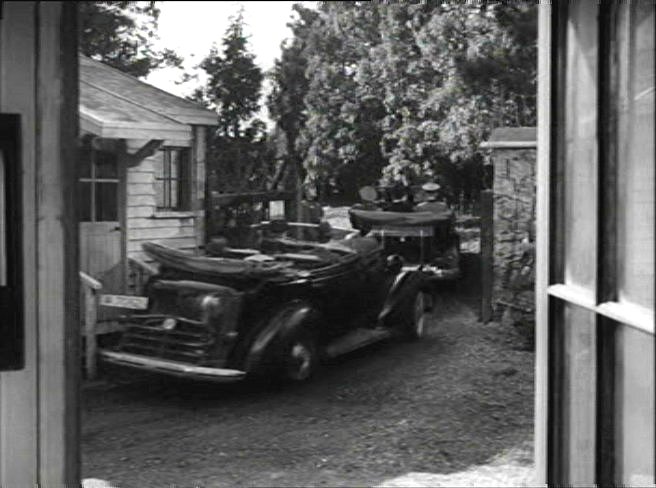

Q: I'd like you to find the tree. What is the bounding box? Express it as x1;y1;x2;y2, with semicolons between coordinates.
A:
196;10;264;139
268;2;538;207
267;4;319;190
295;2;386;199
79;1;183;78
195;10;269;193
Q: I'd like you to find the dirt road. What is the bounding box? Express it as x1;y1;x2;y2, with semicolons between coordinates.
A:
82;291;533;487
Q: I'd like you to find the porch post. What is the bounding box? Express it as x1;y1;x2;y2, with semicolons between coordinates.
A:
535;2;552;485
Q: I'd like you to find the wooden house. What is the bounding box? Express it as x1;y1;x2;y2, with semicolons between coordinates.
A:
78;54;218;295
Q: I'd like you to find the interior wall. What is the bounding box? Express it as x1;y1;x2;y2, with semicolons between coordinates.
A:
0;2;79;485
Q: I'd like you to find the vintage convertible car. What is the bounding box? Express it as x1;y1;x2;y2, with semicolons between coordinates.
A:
100;221;431;383
348;186;461;281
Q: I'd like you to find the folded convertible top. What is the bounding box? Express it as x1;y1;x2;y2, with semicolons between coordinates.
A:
349;208;453;227
142;242;294;280
142;237;381;281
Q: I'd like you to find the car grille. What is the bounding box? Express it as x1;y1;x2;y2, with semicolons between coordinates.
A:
118;315;215;364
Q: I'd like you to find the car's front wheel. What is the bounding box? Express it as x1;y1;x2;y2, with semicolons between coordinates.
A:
405;291;431;340
281;332;318;382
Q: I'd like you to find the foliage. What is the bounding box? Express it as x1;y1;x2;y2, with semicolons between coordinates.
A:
206;126;277;194
79;1;183;78
194;10;272;193
296;2;387;199
267;4;320;191
269;2;537;205
194;10;264;139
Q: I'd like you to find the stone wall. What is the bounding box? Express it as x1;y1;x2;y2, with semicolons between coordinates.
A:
490;148;536;344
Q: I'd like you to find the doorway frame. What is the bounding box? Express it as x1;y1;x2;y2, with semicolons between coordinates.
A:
78;137;128;294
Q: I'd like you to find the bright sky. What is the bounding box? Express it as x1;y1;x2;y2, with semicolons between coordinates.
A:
145;1;307;124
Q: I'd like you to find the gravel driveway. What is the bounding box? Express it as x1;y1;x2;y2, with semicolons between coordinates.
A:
82;289;534;487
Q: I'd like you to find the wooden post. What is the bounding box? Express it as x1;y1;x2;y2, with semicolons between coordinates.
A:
0;3;79;484
83;286;97;380
535;4;553;483
79;271;102;380
480;189;494;322
36;2;80;483
193;126;206;253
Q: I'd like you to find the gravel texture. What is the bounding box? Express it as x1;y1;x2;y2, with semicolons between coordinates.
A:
82;288;534;487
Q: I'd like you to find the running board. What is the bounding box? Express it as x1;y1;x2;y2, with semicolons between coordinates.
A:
324;328;393;358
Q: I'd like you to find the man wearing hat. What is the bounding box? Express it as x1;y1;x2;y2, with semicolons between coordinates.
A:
417;181;450;214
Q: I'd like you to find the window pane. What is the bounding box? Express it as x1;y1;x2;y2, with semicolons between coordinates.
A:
156;148;189;210
617;2;655;310
614;324;654;485
170;149;180;178
95;182;118;221
0;151;5;286
170;180;179;209
563;0;599;297
78;144;91;179
155;151;166;178
155;180;166;209
559;302;597;485
78;181;92;222
269;201;285;219
95;150;118;179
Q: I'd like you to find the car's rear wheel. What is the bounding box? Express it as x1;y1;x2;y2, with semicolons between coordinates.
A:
281;332;318;382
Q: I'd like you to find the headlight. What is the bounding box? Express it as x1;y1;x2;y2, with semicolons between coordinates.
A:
200;295;223;323
176;292;221;321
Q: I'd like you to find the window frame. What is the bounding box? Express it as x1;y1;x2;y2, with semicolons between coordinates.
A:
538;2;655;486
155;147;191;212
78;147;120;223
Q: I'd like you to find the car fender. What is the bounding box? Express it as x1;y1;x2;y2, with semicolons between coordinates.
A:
378;270;426;325
244;301;320;375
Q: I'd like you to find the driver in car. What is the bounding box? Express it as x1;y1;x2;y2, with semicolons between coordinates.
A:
388;181;414;212
416;182;449;214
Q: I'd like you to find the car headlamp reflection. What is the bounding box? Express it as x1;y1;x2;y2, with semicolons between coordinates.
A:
200;295;223;324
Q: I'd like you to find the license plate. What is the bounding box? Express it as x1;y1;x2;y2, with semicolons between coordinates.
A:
99;294;149;310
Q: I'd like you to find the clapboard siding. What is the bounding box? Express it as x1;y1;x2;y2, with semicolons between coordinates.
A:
127;195;157;207
126;156;157;173
123;134;204;258
128;217;195;229
127;183;156;196
126;171;155;184
127;206;156;218
128;226;196;240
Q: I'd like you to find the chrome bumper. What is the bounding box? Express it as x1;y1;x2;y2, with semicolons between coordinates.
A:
100;350;246;383
402;265;460;280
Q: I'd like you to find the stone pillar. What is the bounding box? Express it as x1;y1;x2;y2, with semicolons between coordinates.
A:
479;128;536;343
